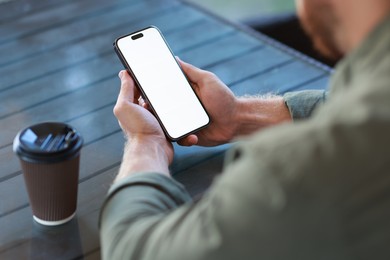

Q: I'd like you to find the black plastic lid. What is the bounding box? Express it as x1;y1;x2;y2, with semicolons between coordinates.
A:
13;122;83;163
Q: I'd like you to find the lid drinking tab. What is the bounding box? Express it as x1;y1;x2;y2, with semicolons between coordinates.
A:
13;122;83;163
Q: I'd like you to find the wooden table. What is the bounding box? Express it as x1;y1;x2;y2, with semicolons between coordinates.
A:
0;0;330;259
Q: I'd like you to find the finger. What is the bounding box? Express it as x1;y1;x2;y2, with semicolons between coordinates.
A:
142;101;152;111
176;57;205;83
138;96;145;106
177;134;198;147
118;70;136;103
134;86;141;104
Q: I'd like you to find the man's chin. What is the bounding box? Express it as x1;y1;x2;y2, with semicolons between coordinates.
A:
313;37;343;62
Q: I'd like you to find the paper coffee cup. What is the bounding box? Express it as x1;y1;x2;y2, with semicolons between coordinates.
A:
13;122;83;226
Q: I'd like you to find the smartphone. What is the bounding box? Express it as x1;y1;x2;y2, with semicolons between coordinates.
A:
113;26;210;141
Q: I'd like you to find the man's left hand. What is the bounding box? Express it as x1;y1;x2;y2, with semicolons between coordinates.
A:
113;70;174;180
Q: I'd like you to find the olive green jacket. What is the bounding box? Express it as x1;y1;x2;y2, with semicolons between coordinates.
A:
100;16;390;260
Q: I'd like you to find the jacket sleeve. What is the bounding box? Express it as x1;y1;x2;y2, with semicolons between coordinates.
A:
284;90;328;120
99;173;192;259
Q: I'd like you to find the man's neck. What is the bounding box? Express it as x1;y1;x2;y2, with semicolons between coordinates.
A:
338;1;390;53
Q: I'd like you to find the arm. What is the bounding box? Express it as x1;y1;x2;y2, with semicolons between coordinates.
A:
233;95;291;137
177;59;327;147
112;71;173;181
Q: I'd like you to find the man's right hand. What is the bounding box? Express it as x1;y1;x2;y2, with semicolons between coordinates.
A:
177;58;292;147
177;58;239;147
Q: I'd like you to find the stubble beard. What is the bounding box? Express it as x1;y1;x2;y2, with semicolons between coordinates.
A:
298;3;344;61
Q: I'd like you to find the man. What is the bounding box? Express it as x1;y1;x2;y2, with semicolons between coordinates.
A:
100;0;390;259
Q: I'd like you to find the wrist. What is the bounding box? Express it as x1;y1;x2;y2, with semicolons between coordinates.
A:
232;96;291;138
115;136;172;183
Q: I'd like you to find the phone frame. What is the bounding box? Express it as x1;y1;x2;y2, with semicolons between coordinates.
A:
113;26;210;141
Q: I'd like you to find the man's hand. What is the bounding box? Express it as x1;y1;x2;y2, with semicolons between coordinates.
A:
177;58;240;147
113;71;173;181
177;58;292;147
114;70;165;140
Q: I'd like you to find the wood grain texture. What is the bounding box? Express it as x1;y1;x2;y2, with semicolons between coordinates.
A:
0;0;70;25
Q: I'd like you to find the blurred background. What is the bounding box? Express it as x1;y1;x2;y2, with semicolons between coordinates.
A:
186;0;295;22
186;0;335;66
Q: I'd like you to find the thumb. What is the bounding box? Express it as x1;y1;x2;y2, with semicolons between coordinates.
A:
177;134;198;147
118;70;135;103
177;57;204;83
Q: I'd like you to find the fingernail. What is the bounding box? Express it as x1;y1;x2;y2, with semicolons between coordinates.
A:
118;71;123;79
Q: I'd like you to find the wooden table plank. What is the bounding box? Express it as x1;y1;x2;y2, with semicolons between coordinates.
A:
0;3;185;72
0;6;206;118
209;46;293;86
180;32;263;68
0;78;119;147
0;1;178;84
0;0;70;25
294;75;330;91
166;18;235;53
231;60;328;96
0;4;207;106
0;0;141;45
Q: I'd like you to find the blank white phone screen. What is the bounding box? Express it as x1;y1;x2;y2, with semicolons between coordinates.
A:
117;27;209;139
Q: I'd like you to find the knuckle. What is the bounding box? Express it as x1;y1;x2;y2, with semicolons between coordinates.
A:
205;71;217;80
200;71;216;85
120;77;129;86
205;70;213;76
113;104;122;117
